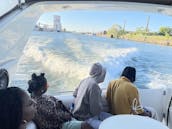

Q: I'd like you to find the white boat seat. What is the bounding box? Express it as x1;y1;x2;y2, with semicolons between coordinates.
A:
99;115;169;129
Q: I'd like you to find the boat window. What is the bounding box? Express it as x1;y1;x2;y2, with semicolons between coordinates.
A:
1;2;172;95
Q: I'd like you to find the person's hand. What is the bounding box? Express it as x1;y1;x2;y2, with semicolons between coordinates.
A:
138;107;152;117
144;108;152;117
144;110;152;117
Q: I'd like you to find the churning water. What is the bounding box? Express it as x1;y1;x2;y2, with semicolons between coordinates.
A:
11;31;172;95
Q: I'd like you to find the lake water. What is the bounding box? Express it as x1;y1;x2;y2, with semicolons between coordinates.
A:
10;31;172;95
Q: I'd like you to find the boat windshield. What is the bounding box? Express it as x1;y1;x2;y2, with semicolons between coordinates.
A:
0;2;172;95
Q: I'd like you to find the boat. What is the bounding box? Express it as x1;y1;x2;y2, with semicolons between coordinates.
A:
0;0;172;129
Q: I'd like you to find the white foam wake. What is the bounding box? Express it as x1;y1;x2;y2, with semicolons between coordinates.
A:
12;32;139;92
147;70;172;89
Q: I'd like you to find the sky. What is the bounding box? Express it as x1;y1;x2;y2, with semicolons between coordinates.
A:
1;1;172;33
37;10;172;33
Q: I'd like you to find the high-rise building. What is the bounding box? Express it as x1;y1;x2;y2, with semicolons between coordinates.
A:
54;15;62;32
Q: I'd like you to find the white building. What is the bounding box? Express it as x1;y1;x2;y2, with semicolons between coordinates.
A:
53;15;62;32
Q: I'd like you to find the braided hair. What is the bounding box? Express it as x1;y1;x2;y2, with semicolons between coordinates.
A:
27;73;47;94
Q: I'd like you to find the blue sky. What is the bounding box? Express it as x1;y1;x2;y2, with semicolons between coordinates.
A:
37;10;172;32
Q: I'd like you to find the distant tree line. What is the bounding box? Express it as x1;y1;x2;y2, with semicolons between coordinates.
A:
106;24;123;38
159;27;172;36
106;24;172;38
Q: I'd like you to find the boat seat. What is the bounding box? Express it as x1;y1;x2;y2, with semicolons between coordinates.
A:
56;92;110;113
138;89;164;121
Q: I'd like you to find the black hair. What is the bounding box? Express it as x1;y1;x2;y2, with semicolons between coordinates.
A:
121;66;136;83
0;87;25;129
0;68;9;89
27;73;47;93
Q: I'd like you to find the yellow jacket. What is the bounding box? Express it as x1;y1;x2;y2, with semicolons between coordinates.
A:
106;76;144;115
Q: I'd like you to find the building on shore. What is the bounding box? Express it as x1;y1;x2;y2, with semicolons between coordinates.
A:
53;15;62;32
35;15;62;32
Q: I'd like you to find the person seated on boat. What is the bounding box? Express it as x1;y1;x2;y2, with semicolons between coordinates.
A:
0;87;36;129
73;63;112;129
106;66;158;119
0;68;9;89
27;73;93;129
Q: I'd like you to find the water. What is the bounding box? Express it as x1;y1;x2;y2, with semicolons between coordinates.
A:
11;31;172;95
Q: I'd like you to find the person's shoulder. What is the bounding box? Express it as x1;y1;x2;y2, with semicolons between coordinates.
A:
42;94;50;99
108;79;119;86
127;83;138;92
110;79;119;84
89;79;99;88
87;80;100;93
36;97;57;112
48;95;58;100
39;95;57;104
121;77;133;86
79;77;92;86
35;95;47;102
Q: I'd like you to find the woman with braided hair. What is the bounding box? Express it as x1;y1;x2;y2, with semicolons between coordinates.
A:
27;73;93;129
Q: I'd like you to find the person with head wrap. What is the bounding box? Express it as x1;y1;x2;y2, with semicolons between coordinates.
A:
73;63;111;129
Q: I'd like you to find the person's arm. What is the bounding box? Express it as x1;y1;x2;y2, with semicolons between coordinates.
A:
129;87;151;117
50;96;72;121
36;97;63;123
106;82;112;107
128;85;144;115
139;107;152;117
73;86;79;97
73;80;83;97
89;84;102;116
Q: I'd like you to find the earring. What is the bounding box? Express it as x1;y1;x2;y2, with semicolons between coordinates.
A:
21;120;27;124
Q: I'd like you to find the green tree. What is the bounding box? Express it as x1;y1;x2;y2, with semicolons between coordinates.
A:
135;27;147;35
159;27;172;36
107;24;122;38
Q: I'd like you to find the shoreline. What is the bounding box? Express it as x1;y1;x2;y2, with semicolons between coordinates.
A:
120;35;172;46
96;33;172;47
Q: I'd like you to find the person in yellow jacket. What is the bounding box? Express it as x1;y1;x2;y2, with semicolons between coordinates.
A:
106;66;154;117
